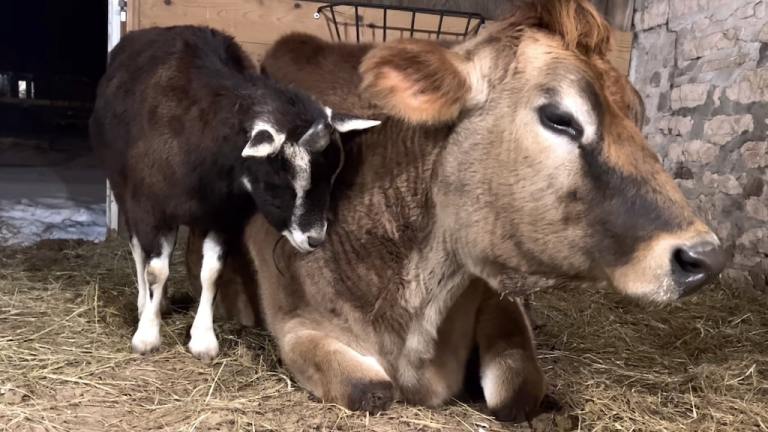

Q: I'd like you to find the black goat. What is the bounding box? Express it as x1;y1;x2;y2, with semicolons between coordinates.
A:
90;25;378;361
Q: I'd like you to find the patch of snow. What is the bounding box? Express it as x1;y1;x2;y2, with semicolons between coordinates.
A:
0;198;106;246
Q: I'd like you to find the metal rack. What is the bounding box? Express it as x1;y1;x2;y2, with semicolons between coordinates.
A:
314;2;486;43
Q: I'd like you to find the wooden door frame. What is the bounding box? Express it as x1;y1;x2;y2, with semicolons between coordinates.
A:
105;0;123;235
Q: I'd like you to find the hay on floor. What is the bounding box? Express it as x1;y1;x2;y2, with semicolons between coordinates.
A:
0;237;765;431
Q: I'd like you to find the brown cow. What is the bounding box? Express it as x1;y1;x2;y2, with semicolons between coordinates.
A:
216;0;727;421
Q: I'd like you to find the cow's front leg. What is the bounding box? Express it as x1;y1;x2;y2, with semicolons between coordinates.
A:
475;289;546;423
281;325;395;413
397;285;483;407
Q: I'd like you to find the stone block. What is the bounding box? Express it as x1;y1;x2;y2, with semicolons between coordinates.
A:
741;141;768;168
667;140;720;164
702;172;743;194
760;22;768;42
746;198;768;221
657;116;694;137
724;69;768;104
737;227;768;250
634;0;669;30
670;83;710;109
703;115;754;145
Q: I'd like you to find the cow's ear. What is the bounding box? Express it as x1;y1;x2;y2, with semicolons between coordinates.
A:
328;109;381;133
359;39;484;125
242;121;286;158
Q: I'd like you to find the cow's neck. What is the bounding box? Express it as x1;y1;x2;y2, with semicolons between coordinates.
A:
338;119;496;384
396;220;470;385
340;121;479;380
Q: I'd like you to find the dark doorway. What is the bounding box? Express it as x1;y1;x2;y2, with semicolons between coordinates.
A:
0;1;108;246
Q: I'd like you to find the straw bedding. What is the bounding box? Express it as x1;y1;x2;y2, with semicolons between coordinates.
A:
0;236;765;431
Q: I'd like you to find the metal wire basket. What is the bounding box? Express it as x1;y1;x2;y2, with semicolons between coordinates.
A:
314;2;486;43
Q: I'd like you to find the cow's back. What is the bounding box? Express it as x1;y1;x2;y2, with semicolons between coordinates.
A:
261;33;381;118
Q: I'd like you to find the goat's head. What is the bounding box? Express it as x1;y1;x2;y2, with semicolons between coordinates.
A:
241;93;378;252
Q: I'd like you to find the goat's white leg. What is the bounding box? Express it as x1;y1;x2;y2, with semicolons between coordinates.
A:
129;236;148;316
188;232;222;362
132;231;176;354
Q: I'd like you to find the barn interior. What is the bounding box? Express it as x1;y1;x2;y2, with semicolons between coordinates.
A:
0;1;108;246
0;1;765;431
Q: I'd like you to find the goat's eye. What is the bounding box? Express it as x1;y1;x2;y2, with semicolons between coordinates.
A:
537;104;584;141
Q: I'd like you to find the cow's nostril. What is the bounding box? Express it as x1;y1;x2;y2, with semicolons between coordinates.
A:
672;241;726;297
307;235;324;249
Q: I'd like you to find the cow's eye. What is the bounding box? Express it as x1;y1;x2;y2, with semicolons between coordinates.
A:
538;103;584;142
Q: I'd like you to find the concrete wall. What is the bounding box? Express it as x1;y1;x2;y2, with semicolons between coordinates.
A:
631;0;768;291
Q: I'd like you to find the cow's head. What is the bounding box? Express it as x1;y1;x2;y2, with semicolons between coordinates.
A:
360;0;726;301
240;89;379;252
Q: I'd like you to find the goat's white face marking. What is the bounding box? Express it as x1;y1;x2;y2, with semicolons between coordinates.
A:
242;120;286;158
188;232;222;361
241;176;253;193
281;143;316;253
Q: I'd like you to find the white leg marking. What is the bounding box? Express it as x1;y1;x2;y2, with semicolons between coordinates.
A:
129;236;148;316
131;232;175;354
188;232;222;361
339;344;390;380
480;360;504;409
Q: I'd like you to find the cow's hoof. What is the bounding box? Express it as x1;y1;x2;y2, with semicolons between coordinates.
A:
347;380;394;414
491;405;529;424
131;327;161;354
188;329;219;362
491;389;554;424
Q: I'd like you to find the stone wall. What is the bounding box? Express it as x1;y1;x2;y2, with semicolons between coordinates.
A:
631;0;767;291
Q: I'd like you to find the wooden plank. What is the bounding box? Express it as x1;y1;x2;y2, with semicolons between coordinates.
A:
602;0;635;32
608;29;633;76
128;0;632;73
130;0;333;42
108;0;127;236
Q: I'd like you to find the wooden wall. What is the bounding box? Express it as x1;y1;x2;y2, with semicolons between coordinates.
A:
126;0;632;73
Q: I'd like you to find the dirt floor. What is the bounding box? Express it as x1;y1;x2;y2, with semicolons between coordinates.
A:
0;237;766;432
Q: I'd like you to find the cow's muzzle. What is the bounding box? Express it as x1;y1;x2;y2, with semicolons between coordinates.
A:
671;239;727;297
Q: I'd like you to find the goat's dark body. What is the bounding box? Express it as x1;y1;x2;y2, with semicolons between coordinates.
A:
90;25;325;254
89;25;359;360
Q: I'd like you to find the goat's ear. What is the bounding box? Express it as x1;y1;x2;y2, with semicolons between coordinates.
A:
360;39;482;125
328;110;381;133
298;120;331;152
242;122;285;158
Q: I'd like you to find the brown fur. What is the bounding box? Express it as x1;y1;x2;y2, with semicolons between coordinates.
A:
261;34;382;119
536;0;612;57
236;0;721;420
360;39;471;125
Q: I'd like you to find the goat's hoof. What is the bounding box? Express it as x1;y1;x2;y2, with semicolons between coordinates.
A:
131;328;161;354
188;329;219;362
347;380;394;414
